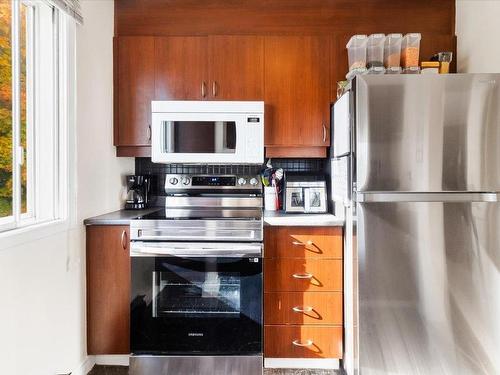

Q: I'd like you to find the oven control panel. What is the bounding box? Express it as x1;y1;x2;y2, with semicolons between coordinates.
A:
165;174;262;191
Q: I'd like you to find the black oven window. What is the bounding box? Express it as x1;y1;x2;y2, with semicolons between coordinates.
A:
153;266;241;318
163;121;237;153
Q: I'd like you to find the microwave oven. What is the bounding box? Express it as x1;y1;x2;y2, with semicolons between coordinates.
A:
151;101;264;164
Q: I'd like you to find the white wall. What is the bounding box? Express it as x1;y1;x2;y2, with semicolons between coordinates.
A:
456;0;500;73
0;1;133;374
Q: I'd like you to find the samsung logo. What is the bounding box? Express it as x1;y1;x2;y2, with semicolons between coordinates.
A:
188;332;204;337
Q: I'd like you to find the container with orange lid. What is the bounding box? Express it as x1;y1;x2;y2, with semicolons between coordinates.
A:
401;33;421;68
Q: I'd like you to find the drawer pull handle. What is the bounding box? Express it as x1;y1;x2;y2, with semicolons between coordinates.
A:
292;339;314;347
292;240;313;246
121;230;128;250
292;306;314;313
292;273;313;279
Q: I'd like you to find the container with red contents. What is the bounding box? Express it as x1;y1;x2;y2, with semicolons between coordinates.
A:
401;33;421;68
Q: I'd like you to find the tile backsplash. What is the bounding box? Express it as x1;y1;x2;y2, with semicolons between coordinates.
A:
135;158;327;196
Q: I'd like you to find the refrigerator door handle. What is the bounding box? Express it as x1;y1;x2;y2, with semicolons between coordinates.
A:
356;192;500;203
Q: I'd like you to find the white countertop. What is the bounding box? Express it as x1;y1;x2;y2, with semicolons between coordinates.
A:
264;211;344;226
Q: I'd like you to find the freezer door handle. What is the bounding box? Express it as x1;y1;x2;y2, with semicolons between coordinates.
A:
356;192;500;203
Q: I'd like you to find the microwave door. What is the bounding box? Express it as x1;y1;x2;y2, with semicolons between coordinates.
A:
152;112;258;164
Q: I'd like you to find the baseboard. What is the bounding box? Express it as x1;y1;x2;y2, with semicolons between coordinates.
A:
94;355;130;366
264;358;340;369
69;356;96;375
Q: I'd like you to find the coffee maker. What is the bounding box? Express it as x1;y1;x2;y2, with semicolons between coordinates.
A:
125;175;151;210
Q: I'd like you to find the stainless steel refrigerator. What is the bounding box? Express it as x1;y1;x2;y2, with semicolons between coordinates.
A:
331;74;500;375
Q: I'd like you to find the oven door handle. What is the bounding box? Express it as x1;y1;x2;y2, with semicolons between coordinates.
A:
130;242;262;257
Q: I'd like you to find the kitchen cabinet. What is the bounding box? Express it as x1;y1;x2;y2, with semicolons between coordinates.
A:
114;36;155;157
115;35;264;156
155;36;208;100
86;225;130;354
154;35;263;101
264;36;331;158
208;35;264;100
263;226;343;361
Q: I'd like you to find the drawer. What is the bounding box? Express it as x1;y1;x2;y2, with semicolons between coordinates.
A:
264;259;342;292
264;226;342;259
265;292;342;325
265;325;343;358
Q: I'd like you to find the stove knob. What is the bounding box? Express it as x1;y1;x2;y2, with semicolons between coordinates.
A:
182;177;191;185
169;177;179;185
237;177;247;186
249;178;258;186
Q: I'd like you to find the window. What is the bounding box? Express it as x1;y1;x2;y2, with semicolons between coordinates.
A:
0;0;69;233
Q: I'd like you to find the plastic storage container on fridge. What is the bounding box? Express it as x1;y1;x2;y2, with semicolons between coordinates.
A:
346;35;367;78
367;34;386;71
401;33;421;68
384;33;403;68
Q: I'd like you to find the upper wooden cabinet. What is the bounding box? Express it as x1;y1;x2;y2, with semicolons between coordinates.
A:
208;36;264;100
264;36;331;157
114;35;330;157
114;37;154;156
155;36;208;100
114;35;264;156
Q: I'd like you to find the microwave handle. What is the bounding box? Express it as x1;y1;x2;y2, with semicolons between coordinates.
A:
162;121;175;153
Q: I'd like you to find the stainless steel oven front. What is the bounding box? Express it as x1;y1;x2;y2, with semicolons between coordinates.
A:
129;241;263;374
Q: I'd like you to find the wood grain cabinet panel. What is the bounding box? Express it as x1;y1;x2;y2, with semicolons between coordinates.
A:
264;325;343;359
264;226;342;259
209;36;264;100
264;36;330;153
265;292;342;325
86;225;130;354
115;36;155;149
155;36;208;100
264;258;342;292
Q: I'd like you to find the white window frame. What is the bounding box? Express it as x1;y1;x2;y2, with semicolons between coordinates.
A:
0;0;72;237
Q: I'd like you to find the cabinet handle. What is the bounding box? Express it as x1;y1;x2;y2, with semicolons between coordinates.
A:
201;81;206;98
292;272;313;279
147;125;152;141
121;230;128;250
212;81;217;97
323;124;327;143
292;240;313;246
292;339;314;347
292;306;314;313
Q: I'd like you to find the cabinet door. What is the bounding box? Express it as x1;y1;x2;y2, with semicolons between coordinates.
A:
264;36;330;149
208;36;264;100
87;225;130;354
116;37;154;148
155;36;208;100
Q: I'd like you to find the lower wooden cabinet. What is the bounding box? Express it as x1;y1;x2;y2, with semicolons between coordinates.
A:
86;225;130;354
264;292;342;325
264;258;343;292
264;325;343;358
264;225;343;360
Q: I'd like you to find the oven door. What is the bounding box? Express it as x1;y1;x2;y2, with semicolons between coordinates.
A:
130;244;262;355
151;112;263;164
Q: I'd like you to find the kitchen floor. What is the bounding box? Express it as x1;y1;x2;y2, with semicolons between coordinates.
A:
88;365;341;375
